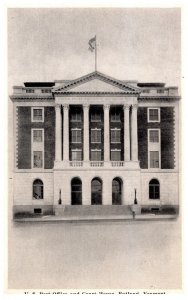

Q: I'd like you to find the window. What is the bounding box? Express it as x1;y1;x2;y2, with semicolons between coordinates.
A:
149;179;160;199
41;89;51;93
71;129;82;143
26;89;34;93
111;150;121;161
33;151;43;168
71;112;81;122
71;150;82;161
149;130;159;143
91;149;101;161
148;108;160;122
112;178;122;205
91;129;101;143
157;89;164;94
111;129;121;143
143;89;150;93
33;130;43;142
150;151;159;168
111;112;120;122
33;179;43;199
32;108;44;122
91;112;101;122
91;178;102;205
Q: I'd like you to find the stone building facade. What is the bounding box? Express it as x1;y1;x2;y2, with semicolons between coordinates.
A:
10;71;180;216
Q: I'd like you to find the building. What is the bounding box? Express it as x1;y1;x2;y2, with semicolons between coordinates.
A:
10;71;180;217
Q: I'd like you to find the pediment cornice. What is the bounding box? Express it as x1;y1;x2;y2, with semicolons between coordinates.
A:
53;71;141;95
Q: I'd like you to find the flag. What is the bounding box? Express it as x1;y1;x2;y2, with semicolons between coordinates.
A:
88;36;96;52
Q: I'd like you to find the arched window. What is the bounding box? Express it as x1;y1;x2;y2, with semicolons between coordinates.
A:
112;178;122;205
33;179;43;199
149;179;160;199
91;178;102;205
71;177;82;205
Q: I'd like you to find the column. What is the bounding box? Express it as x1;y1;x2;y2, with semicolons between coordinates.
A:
55;104;62;161
131;104;138;161
124;104;130;161
83;104;89;162
104;104;110;162
63;104;69;161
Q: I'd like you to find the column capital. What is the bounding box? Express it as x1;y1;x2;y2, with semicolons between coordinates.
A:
63;104;69;111
123;104;130;110
55;104;61;110
104;104;110;110
132;104;138;110
83;104;89;110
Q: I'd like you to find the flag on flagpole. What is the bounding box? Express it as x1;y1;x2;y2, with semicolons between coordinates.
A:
88;36;96;52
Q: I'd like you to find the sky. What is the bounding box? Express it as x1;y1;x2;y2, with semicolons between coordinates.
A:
8;8;181;91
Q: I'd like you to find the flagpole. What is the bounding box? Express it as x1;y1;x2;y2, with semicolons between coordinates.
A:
95;35;97;71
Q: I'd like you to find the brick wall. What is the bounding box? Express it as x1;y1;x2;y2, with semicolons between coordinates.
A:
17;106;55;169
161;107;175;169
138;107;175;169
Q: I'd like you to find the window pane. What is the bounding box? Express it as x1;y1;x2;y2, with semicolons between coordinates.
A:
33;185;43;199
111;151;121;161
91;112;101;121
33;130;42;142
33;109;42;121
91;130;101;143
111;129;121;143
91;150;101;161
111;112;120;121
33;151;43;168
149;130;159;143
72;151;82;161
71;130;81;143
150;151;159;168
71;112;81;121
149;109;159;121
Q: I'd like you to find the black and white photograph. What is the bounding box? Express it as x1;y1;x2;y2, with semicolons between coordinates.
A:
7;6;181;291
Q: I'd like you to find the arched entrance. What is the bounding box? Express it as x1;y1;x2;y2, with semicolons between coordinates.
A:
112;177;122;205
71;177;82;205
91;177;102;205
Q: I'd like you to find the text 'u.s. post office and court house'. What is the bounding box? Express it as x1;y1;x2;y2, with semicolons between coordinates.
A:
10;71;180;216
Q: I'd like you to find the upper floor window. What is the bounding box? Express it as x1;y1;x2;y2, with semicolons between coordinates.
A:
41;89;51;93
26;89;34;93
91;149;101;161
157;89;164;94
91;112;101;122
111;112;120;122
142;89;150;93
148;108;160;122
32;108;44;122
111;149;121;161
149;151;159;168
71;129;82;143
33;129;43;142
149;130;159;143
33;151;43;168
111;128;121;143
71;112;81;122
91;129;101;143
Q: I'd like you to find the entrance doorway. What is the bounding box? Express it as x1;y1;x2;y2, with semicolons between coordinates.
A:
71;177;82;205
91;177;102;205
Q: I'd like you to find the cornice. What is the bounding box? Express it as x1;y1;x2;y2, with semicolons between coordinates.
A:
10;95;54;101
54;91;140;96
138;96;181;101
53;71;141;94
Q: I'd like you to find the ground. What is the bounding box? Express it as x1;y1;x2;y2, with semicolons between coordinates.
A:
8;218;181;290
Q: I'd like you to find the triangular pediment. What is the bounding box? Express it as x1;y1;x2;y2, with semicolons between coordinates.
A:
53;71;140;95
